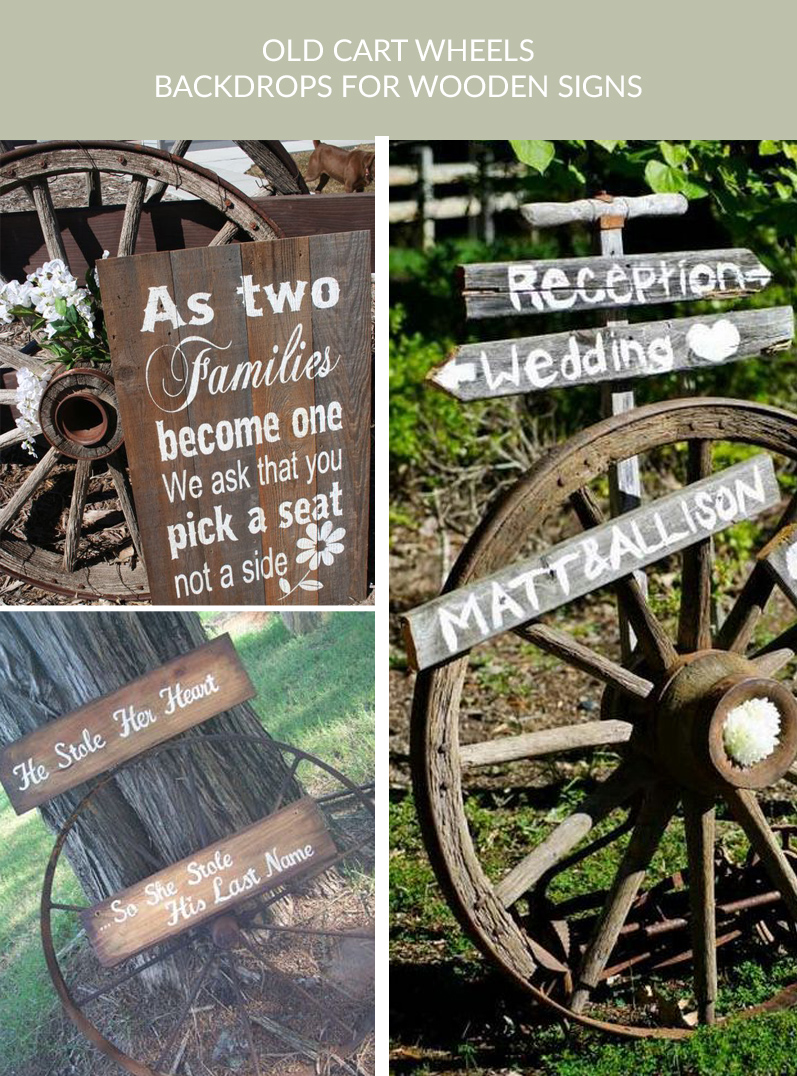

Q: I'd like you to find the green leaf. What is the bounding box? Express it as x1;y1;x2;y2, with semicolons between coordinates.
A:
659;141;689;167
509;139;555;174
644;159;708;199
594;140;621;154
759;140;780;156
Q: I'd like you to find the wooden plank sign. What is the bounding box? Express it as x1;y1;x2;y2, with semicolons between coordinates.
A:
98;232;372;605
81;797;336;966
759;523;797;607
403;455;780;670
462;249;772;320
431;307;794;400
0;635;254;814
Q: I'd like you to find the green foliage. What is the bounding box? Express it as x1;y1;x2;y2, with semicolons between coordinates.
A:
391;141;797;499
546;1011;797;1076
0;614;374;1074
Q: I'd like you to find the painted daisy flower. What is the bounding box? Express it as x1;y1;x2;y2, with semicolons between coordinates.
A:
295;521;346;570
722;697;781;767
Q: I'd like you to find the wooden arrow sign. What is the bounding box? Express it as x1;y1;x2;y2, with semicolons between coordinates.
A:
759;523;797;608
403;455;780;670
81;797;337;966
462;249;772;320
0;635;255;814
431;307;794;400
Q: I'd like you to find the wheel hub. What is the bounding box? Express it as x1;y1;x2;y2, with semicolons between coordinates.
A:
655;650;797;792
38;367;124;459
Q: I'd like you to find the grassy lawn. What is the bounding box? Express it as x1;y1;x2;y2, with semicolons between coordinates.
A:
0;611;374;1076
391;791;797;1076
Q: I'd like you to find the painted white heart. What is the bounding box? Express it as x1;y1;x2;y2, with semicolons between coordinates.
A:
686;320;741;363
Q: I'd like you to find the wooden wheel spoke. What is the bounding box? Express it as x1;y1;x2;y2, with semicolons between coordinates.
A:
723;788;797;920
74;938;192;1006
753;626;797;662
210;220;241;246
684;794;717;1025
154;951;216;1071
105;452;144;561
84;169;102;207
225;955;263;1076
0;446;59;533
238;936;351;1036
117;176;148;258
750;647;795;677
570;783;678;1014
570;487;678;674
678;441;713;652
63;458;92;573
716;490;797;653
515;622;654;698
0;428;26;451
29;177;69;263
0;343;49;377
147;139;192;203
495;763;645;908
460;719;632;769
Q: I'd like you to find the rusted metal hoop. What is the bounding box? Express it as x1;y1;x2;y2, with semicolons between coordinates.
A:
41;733;374;1075
411;396;797;1039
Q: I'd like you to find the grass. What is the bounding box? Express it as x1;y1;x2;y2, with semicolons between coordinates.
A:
0;611;373;1076
391;788;797;1076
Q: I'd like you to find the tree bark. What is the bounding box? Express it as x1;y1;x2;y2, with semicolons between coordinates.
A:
281;611;327;635
0;611;300;904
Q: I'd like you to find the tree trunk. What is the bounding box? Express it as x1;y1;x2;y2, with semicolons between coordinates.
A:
281;611;326;635
0;611;300;904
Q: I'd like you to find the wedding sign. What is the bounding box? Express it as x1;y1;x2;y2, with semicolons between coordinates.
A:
0;635;254;813
403;455;780;670
81;797;336;966
431;307;794;400
98;232;372;605
461;248;772;319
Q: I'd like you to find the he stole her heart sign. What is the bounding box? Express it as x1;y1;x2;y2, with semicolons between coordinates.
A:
98;232;371;605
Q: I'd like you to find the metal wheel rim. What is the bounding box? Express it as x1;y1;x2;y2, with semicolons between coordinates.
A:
41;733;374;1075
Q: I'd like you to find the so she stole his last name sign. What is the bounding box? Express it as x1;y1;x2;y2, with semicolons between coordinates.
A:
98;232;372;605
82;797;336;967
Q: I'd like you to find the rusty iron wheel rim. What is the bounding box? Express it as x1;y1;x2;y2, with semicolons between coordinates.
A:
411;397;797;1039
41;733;374;1075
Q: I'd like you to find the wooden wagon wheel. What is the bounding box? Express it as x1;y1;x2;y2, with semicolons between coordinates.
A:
410;396;797;1039
144;141;310;197
0;140;282;600
41;734;374;1075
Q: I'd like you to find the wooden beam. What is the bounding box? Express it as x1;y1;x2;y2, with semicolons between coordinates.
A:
403;455;780;671
462;249;772;320
430;308;794;400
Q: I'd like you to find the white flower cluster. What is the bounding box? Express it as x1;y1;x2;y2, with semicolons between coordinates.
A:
722;696;781;767
13;366;53;456
0;259;95;338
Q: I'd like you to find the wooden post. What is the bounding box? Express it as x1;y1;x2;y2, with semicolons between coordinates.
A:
479;145;495;244
595;193;647;659
416;144;435;251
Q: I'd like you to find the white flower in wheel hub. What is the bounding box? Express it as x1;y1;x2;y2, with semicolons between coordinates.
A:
722;697;781;767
